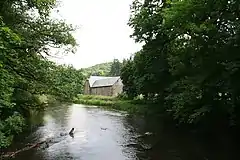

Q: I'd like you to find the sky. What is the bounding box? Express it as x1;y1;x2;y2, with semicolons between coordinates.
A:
50;0;142;69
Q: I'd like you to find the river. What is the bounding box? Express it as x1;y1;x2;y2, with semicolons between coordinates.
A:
6;104;239;160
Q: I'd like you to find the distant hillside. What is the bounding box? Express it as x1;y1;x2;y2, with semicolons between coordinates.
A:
82;62;113;77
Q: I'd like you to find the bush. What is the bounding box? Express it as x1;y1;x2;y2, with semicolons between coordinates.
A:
0;115;25;148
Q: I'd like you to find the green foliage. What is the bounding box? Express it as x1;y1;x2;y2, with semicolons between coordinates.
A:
0;115;25;148
108;59;122;76
122;0;240;127
75;99;115;107
48;64;85;100
81;59;123;77
76;94;116;101
82;62;113;76
0;132;13;148
73;95;116;106
74;95;148;115
120;57;138;98
0;0;84;148
3;115;25;135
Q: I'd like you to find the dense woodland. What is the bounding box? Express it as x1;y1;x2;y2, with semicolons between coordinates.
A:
121;0;240;129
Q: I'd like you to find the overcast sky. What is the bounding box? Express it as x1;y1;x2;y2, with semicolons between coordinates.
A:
50;0;142;69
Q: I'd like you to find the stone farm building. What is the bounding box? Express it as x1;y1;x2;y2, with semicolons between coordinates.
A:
84;76;123;97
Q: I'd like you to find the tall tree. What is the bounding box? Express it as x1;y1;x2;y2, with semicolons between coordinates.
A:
120;57;137;98
123;0;240;127
0;0;79;148
108;59;122;76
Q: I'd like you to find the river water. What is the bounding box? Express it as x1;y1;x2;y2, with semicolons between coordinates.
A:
7;104;238;160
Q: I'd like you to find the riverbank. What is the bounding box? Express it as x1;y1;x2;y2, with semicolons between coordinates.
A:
73;95;161;115
72;95;239;134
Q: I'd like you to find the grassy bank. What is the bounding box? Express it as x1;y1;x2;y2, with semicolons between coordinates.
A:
73;95;157;115
73;95;164;116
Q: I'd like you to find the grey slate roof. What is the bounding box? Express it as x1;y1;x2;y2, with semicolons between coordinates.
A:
88;76;109;87
88;76;121;88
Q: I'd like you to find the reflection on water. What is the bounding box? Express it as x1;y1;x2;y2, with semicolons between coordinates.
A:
10;104;238;160
12;104;139;160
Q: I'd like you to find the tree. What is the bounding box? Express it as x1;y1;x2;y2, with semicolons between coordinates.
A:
0;0;79;148
120;57;137;98
124;0;240;127
82;62;113;77
108;59;122;76
48;64;85;100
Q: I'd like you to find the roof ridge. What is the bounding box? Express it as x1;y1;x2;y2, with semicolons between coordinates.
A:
91;77;121;88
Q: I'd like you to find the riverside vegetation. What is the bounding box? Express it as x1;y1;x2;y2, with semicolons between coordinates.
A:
73;94;154;115
0;0;126;149
78;0;240;133
119;0;240;131
1;0;240;150
0;0;85;149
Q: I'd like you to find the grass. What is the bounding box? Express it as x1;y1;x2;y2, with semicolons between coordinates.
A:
76;94;116;101
73;94;152;115
74;98;115;106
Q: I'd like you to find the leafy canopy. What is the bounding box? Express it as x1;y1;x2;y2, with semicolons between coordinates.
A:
0;0;84;148
121;0;240;127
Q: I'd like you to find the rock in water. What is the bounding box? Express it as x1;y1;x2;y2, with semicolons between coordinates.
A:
101;127;107;130
144;132;153;136
60;133;67;136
